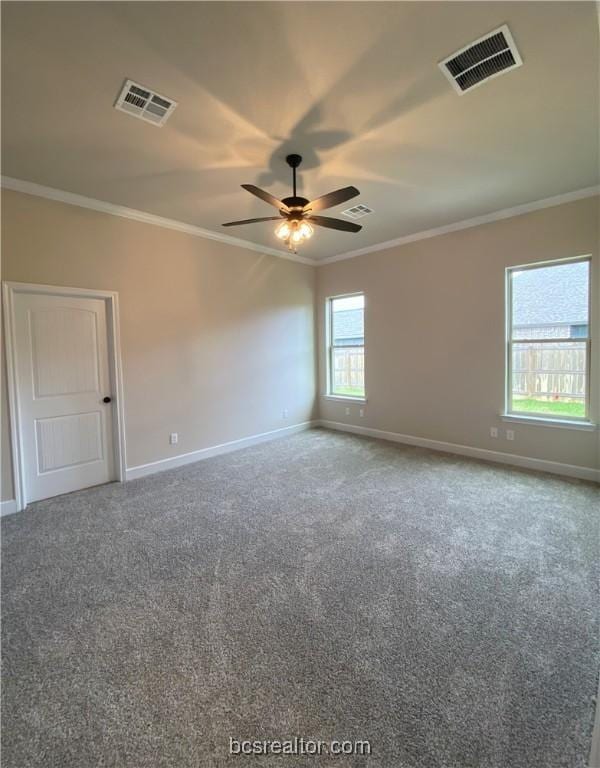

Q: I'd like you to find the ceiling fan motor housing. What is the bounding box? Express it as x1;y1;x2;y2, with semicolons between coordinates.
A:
286;154;303;169
281;196;310;212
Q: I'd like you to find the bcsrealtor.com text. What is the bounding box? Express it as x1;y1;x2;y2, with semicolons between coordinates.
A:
229;736;372;757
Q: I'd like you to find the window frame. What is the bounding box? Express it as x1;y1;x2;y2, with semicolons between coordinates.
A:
325;291;366;402
505;255;592;425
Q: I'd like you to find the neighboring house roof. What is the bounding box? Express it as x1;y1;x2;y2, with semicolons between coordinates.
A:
512;261;588;327
334;308;364;344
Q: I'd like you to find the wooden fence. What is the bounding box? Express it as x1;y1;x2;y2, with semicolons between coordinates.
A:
332;343;585;402
512;342;586;401
333;347;364;389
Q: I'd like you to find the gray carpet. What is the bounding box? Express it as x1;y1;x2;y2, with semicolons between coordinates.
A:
2;428;599;768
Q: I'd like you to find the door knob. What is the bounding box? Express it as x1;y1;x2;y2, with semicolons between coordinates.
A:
102;396;112;404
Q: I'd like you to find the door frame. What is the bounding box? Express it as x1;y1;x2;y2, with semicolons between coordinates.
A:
3;282;127;511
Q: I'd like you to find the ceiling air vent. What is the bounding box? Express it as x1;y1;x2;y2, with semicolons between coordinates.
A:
114;79;177;126
342;204;373;219
439;25;522;94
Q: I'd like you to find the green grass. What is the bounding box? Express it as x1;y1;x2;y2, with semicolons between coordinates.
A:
512;397;585;418
333;385;365;397
332;391;582;416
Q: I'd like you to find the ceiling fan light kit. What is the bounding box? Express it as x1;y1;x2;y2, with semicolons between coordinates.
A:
222;154;363;252
275;219;314;245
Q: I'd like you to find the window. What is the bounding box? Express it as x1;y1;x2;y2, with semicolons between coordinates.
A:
506;258;591;421
327;293;365;399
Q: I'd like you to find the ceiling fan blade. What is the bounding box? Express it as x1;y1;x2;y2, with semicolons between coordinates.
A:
241;184;290;212
222;217;281;227
309;215;362;233
304;186;360;213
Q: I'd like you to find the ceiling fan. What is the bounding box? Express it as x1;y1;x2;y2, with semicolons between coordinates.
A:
222;154;362;251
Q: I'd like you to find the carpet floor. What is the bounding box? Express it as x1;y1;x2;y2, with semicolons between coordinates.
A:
2;428;599;768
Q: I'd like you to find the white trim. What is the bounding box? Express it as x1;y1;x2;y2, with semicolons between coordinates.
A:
0;500;18;518
126;420;317;481
325;291;367;401
2;281;127;512
505;255;593;425
318;420;600;483
501;414;596;431
0;176;315;267
107;293;128;483
318;186;600;265
322;395;367;404
2;284;25;512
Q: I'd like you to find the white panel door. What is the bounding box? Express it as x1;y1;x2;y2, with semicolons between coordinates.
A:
13;292;116;502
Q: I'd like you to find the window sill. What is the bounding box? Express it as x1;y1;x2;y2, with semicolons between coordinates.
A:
322;394;367;404
502;413;597;431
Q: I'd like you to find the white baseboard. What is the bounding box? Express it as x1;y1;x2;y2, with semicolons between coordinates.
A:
4;419;596;515
318;420;600;483
126;420;317;481
0;499;18;517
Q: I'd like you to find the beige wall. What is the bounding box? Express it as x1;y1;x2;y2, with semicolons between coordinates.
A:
1;190;317;500
318;196;600;471
2;192;598;503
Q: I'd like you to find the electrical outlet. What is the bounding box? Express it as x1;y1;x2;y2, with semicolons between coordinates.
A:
345;407;350;416
170;432;178;445
490;427;498;438
506;429;515;441
282;408;288;419
359;408;364;418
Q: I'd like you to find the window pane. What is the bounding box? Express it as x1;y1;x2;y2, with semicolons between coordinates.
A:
511;341;586;418
331;295;364;347
511;261;589;340
329;294;365;397
332;346;365;398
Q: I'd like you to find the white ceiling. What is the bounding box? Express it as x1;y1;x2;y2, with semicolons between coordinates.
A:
2;2;598;262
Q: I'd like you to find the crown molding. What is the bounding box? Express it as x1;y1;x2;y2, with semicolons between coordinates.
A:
317;185;600;266
3;176;597;269
0;176;317;267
